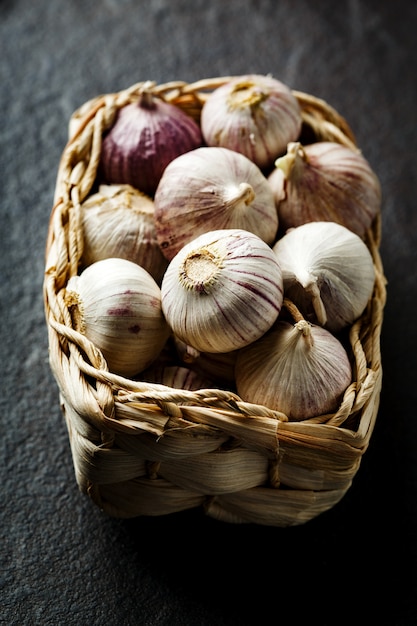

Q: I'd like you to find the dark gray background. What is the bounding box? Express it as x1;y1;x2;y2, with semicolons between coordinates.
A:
1;1;416;624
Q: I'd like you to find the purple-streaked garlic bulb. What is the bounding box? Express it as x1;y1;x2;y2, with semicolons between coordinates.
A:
268;141;381;237
65;258;171;377
200;74;302;170
99;87;203;196
235;315;352;420
154;146;278;261
161;229;284;353
80;184;168;284
273;221;375;333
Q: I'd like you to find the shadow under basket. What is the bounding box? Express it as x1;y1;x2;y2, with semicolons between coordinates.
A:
43;77;387;527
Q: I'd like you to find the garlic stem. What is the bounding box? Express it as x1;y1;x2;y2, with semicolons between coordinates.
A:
306;281;327;326
228;80;267;109
225;182;256;208
282;298;304;323
283;298;316;347
138;89;156;110
295;319;314;348
274;142;300;177
138;81;157;109
66;291;85;333
291;268;328;325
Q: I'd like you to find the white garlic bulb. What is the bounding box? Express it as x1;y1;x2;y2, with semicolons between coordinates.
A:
272;221;375;333
154;146;278;261
161;229;284;353
65;258;171;377
268;141;381;237
201;74;302;170
235;316;352;420
80;184;168;284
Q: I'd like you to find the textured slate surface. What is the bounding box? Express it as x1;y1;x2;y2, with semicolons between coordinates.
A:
1;1;416;624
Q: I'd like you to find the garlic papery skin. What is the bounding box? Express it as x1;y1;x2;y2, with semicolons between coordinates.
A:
235;319;352;420
142;365;215;391
272;221;375;333
268;141;381;237
65;258;171;377
154;146;278;261
161;229;284;354
99;87;203;196
174;335;237;386
200;74;302;170
80;184;168;284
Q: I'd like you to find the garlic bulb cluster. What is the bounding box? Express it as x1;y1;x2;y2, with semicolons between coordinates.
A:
65;258;170;377
273;221;375;332
154;146;278;261
80;184;168;284
201;74;302;170
235;314;352;420
61;77;381;423
268;141;381;237
160;229;284;353
100;86;203;196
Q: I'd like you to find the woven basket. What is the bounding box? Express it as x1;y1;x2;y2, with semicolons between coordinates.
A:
43;77;387;526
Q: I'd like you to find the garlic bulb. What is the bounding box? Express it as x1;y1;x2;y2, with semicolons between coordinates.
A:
273;221;375;332
268;141;381;237
100;86;203;196
161;229;284;353
200;74;302;170
235;315;352;420
65;258;171;377
174;336;237;386
80;184;168;284
142;365;215;391
154;146;278;261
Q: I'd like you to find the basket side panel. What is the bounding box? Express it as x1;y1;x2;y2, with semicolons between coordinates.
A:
96;477;206;518
207;486;350;526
